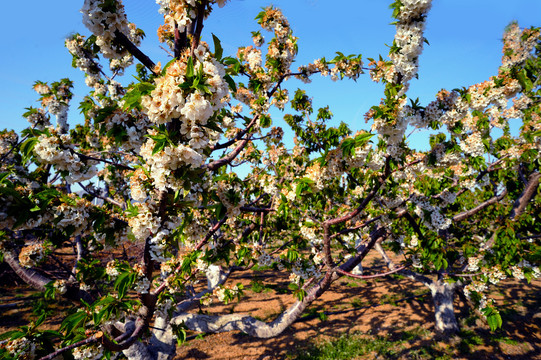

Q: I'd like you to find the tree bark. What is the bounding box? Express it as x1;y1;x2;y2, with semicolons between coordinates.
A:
3;250;49;291
509;171;540;220
375;243;460;336
428;280;459;335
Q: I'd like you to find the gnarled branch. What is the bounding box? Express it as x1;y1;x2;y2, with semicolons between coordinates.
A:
509;171;540;220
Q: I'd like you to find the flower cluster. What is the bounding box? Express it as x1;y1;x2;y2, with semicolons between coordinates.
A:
54;195;93;236
106;260;119;278
139;138;202;191
81;0;143;61
99;109;149;152
33;79;73;134
156;0;229;47
0;130;19;168
258;7;298;73
300;223;321;245
148;230;170;262
371;97;410;146
33;131;98;184
459;131;485;157
128;203;161;241
73;344;104;360
5;337;36;360
290;259;321;284
23;107;50;131
368;59;395;83
389;0;432;91
412;195;452;231
140;46;229;190
215;181;246;217
213;283;240;303
65;34;102;81
142;48;229;125
133;263;151;294
19;242;48;268
54;279;68;295
129;168;149;202
501;23;540;69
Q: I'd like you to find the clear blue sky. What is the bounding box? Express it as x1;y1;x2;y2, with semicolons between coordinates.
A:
1;1;540;142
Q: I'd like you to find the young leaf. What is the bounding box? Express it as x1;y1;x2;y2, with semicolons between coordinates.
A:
212;33;223;61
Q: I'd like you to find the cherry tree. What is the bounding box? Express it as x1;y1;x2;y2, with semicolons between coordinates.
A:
1;0;540;359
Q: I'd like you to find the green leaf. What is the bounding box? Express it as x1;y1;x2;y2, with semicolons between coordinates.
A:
295;288;307;301
486;311;503;331
295;178;314;197
123;82;156;110
215;202;227;219
114;272;136;299
0;330;25;341
286;249;299;262
212;33;223;61
60;311;87;337
259;114;271;128
516;69;533;92
186;56;195;79
161;57;177;76
224;74;237;93
20;138;38;163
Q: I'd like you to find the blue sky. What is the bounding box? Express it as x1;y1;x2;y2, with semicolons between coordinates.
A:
1;0;540;145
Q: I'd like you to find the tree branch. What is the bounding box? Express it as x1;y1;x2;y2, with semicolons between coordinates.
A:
73;150;134;171
3;250;50;291
78;182;125;208
509;171;540;220
38;332;103;360
453;189;508;222
190;2;207;55
172;227;386;339
374;243;433;287
205;116;259;171
113;30;158;75
335;265;407;279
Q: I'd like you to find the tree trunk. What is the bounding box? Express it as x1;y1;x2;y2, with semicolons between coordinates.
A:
374;243;460;336
429;280;459;335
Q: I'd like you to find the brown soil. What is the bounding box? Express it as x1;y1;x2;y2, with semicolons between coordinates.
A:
171;268;541;360
1;252;540;360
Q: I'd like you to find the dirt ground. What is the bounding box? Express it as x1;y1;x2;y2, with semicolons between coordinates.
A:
170;269;541;360
1;252;540;360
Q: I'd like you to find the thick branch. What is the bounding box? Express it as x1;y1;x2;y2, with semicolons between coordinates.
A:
3;250;49;291
453;190;507;222
70;236;85;283
172;228;385;339
190;2;207;55
509;171;540;220
172;270;335;338
113;30;158;75
174;24;187;58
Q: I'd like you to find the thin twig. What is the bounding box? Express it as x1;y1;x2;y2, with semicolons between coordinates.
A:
39;332;103;360
335;265;407;279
